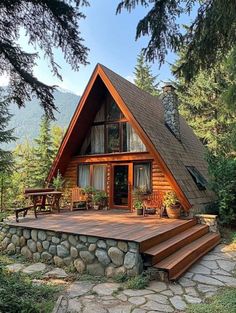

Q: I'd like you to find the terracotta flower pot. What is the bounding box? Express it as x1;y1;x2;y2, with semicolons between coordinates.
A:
166;204;181;219
136;208;143;216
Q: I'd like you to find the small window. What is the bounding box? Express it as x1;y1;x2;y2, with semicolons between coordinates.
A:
186;166;208;190
92;164;106;191
78;164;90;188
107;123;120;153
134;162;151;193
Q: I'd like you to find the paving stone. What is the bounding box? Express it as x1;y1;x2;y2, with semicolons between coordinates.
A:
169;295;187;311
213;269;232;276
169;283;184;295
201;254;221;261
108;304;133;313
141;300;174;312
123;289;154;297
147;281;167;292
116;294;128;302
217;260;236;272
67;298;82;312
161;290;174;296
213;275;236;287
22;262;46;274
196;284;218;293
178;277;196;287
6;263;25;272
184;295;202;304
185;287;199;297
43;268;68;279
193;274;224;286
92;283;120;296
132;309;147;313
183;272;194;279
189;264;211;275
128;296;146;305
67;281;94;298
145;294;168;304
84;302;108;313
199;260;218;270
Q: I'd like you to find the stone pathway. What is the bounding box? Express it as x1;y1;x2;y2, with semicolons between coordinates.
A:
4;243;236;313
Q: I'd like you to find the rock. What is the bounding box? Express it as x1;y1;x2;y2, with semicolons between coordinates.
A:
11;234;20;246
184;295;202;304
128;297;146;305
67;281;94;298
161;290;174;296
44;268;68;279
105;265;116;277
23;262;46;274
92;283;120;296
95;249;111;266
80;250;95;263
87;263;104;276
21;246;32;259
141;300;174;312
217;260;235;272
118;241;128;252
106;239;117;247
42;240;50;250
7;243;15;254
189;264;211;275
185;287;199;297
61;240;70;249
145;294;168;304
170;295;187;311
199;260;218;270
147;281;167;292
193;274;224;286
63;257;72;266
178;277;196;287
84;302;108;313
74;259;85;273
23;229;30;239
123;289;153;297
27;239;37;253
62;233;68;240
97;240;106;249
31;230;38;242
70;246;78;258
68;235;78;246
128;242;138;252
124;252;137;269
33;252;41;262
116;294;128;302
49;245;57;255
76;243;86;250
88;244;97;252
52;236;60;244
68;298;82;313
114;266;126;276
9;227;16;234
169;283;184;295
6;263;25;272
54;256;64;267
108;247;124;266
57;244;69;258
16;228;22;236
1;237;10;249
41;251;52;262
108;304;133;313
38;230;47;241
87;236;97;243
80;235;87;243
36;242;43;253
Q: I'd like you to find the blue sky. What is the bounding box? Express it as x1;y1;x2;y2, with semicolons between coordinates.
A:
1;1;196;96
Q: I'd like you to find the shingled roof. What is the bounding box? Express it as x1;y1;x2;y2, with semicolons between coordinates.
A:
48;64;215;211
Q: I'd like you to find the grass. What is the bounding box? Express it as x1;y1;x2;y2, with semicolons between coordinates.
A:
124;274;149;290
186;288;236;313
0;253;61;313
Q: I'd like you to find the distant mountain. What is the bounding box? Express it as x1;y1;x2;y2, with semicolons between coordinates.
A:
4;89;80;150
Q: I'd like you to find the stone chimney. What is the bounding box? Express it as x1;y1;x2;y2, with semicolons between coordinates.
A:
161;83;181;141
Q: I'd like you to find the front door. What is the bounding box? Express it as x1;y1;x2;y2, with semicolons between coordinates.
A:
111;164;132;209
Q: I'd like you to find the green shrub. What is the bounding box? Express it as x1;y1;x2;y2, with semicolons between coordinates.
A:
207;153;236;224
114;273;128;283
125;274;149;289
186;288;236;313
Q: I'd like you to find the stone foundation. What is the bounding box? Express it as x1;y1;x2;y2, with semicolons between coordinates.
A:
0;223;143;277
195;214;219;233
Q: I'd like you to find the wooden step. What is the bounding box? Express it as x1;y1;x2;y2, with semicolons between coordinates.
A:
153;232;221;280
144;224;209;265
140;218;197;252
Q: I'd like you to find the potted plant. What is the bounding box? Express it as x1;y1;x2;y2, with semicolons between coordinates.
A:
163;191;181;219
92;191;108;210
133;199;144;215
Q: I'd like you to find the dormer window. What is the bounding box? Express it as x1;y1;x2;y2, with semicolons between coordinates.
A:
186;166;208;190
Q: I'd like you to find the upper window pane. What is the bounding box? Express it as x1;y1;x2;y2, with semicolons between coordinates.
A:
107;123;120;153
106;98;121;121
91;125;105;154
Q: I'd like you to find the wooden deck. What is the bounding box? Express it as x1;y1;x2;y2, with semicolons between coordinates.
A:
8;210;192;250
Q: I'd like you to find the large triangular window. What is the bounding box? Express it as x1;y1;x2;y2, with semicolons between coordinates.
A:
79;94;146;155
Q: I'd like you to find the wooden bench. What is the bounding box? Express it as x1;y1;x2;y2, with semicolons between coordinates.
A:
15;206;35;223
143;191;165;218
71;188;89;211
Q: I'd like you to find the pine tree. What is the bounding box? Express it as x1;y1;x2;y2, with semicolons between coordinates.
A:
51;125;65;160
134;53;159;96
34;116;54;187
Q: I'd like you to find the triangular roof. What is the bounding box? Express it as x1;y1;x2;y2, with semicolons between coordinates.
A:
48;64;215;211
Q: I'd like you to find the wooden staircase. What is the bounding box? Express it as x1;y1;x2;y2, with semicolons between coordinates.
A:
142;219;221;280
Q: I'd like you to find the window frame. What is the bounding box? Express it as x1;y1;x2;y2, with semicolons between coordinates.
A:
186;166;208;191
133;161;152;194
77;163;107;191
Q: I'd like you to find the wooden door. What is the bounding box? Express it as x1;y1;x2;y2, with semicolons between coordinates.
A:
110;163;133;209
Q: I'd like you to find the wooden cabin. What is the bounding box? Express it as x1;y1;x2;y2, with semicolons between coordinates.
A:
48;64;215;213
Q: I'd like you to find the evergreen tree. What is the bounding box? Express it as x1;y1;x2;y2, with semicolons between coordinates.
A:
117;0;236;82
134;53;159;96
34;116;54;187
51;125;65;160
